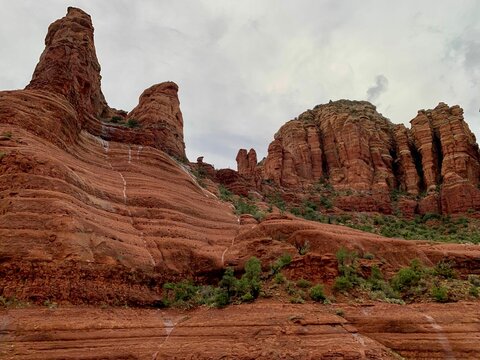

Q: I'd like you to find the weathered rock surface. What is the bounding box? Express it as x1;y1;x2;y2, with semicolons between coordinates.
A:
128;82;186;160
2;301;479;359
237;100;480;214
0;8;236;304
225;215;480;277
26;7;112;122
343;301;480;360
0;124;238;304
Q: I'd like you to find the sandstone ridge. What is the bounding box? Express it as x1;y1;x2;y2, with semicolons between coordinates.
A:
236;100;480;214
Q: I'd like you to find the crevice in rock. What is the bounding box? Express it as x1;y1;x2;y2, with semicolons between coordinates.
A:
318;128;329;180
389;147;401;190
432;128;444;185
409;141;426;193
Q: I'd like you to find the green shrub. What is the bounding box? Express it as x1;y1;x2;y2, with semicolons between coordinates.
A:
333;276;353;292
271;253;292;273
218;185;233;202
320;195;333;209
433;260;456;279
297;241;310;255
431;285;449;302
468;275;480;287
285;281;297;296
296;279;312;288
219;267;237;298
237;257;262;299
267;192;286;212
163;257;263;309
162;280;199;307
0;296;29;308
336;247;360;285
369;265;383;281
126;118;140;128
233;198;262;219
310;284;326;302
469;286;479;298
363;252;375;260
274;272;285;284
391;268;421;291
110;116;123;123
290;297;305;304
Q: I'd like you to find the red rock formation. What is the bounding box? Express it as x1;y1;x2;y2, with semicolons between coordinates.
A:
26;7;111;121
128;82;186;159
24;7;187;160
236;148;257;177
215;168;251;197
393;124;421;194
4;301;479;359
261;101;396;192
237;100;480;215
0;8;228;304
2;7;480;315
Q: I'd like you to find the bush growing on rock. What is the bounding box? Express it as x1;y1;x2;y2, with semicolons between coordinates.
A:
310;284;326;302
296;279;312;288
271;253;292;274
333;276;353;292
218;185;233;202
126;118;140;128
431;285;449;302
162;257;262;308
433;260;456;279
391;267;421;291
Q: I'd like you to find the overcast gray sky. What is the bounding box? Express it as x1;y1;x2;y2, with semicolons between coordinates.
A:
1;1;479;168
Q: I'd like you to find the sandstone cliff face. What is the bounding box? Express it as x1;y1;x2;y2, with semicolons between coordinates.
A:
236;148;258;177
128;82;186;159
25;7;186;160
26;7;111;121
261;101;397;191
238;100;480;214
0;8;227;304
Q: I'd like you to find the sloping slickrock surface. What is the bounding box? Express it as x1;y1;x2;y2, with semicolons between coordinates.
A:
0;121;238;304
0;303;395;360
2;301;479;359
342;301;480;359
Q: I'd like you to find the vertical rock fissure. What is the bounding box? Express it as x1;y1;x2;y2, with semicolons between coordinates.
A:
389;147;401;190
318;127;329;180
432;128;444;185
409;142;427;193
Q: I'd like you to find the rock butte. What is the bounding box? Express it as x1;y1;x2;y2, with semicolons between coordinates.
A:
235;100;480;215
1;7;479;359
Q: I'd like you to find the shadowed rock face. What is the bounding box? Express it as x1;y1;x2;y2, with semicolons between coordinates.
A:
237;100;480;214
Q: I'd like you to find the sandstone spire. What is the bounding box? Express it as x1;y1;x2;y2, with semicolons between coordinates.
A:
26;7;111;120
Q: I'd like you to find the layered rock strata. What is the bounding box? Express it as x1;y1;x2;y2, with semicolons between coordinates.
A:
236;101;480;214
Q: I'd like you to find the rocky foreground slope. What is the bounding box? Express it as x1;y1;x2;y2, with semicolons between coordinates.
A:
2;301;480;359
1;7;480;359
